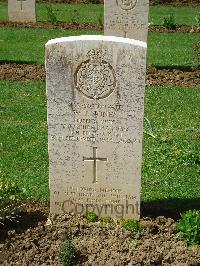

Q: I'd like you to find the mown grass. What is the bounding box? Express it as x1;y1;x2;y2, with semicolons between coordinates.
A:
150;6;200;27
0;1;199;26
143;87;200;211
0;27;199;68
148;32;199;68
37;3;103;24
0;27;99;64
0;81;199;207
0;81;48;200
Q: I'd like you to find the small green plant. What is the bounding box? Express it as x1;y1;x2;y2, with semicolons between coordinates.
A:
177;210;200;246
46;5;58;24
163;14;176;30
121;219;141;233
0;176;22;224
195;12;200;28
194;41;200;68
97;14;103;26
144;117;157;139
178;149;200;166
71;9;80;25
59;240;76;266
101;216;112;224
151;0;162;4
129;239;142;246
85;211;98;222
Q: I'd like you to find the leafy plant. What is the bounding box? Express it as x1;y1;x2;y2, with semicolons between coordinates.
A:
46;5;58;24
0;176;22;224
194;41;200;68
85;211;98;222
195;12;200;28
178;149;200;166
129;239;142;246
83;0;102;3
177;210;200;246
71;9;80;25
59;240;76;266
151;0;161;4
163;14;176;30
101;216;112;224
144;117;157;139
97;14;103;26
121;219;141;233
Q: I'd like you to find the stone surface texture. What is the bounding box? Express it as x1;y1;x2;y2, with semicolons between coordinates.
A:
104;0;149;42
8;0;36;23
46;35;147;219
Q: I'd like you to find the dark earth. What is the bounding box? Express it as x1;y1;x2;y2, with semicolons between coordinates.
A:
0;20;200;33
0;63;199;88
0;203;200;266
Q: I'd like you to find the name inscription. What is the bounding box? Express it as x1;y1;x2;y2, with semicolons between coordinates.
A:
51;97;143;144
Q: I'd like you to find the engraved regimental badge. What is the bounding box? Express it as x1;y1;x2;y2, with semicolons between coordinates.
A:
74;49;116;100
116;0;137;10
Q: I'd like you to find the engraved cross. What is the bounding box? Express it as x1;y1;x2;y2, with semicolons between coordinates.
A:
17;0;26;10
83;147;107;183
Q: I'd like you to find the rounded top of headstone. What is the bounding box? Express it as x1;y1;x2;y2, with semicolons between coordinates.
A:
45;35;147;48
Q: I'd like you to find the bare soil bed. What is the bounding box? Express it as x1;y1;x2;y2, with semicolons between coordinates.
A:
0;203;200;266
1;21;200;34
0;21;103;31
149;26;200;33
0;63;199;88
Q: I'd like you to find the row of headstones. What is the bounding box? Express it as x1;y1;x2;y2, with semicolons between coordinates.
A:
46;1;150;219
8;0;149;42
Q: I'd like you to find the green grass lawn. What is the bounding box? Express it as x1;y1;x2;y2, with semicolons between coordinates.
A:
0;81;48;200
143;87;200;212
150;6;200;26
0;2;199;215
0;2;199;26
37;3;104;24
0;27;99;64
148;32;199;68
0;27;199;68
0;81;199;210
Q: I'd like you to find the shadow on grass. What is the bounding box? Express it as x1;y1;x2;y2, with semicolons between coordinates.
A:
0;60;38;65
142;198;200;220
153;64;199;71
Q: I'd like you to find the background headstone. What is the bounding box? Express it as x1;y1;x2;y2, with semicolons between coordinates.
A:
46;35;147;219
8;0;36;23
104;0;149;42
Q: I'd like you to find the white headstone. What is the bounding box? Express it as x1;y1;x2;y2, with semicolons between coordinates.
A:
46;35;147;220
104;0;149;42
8;0;36;23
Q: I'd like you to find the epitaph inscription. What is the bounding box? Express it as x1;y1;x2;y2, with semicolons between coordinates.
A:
46;36;147;219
